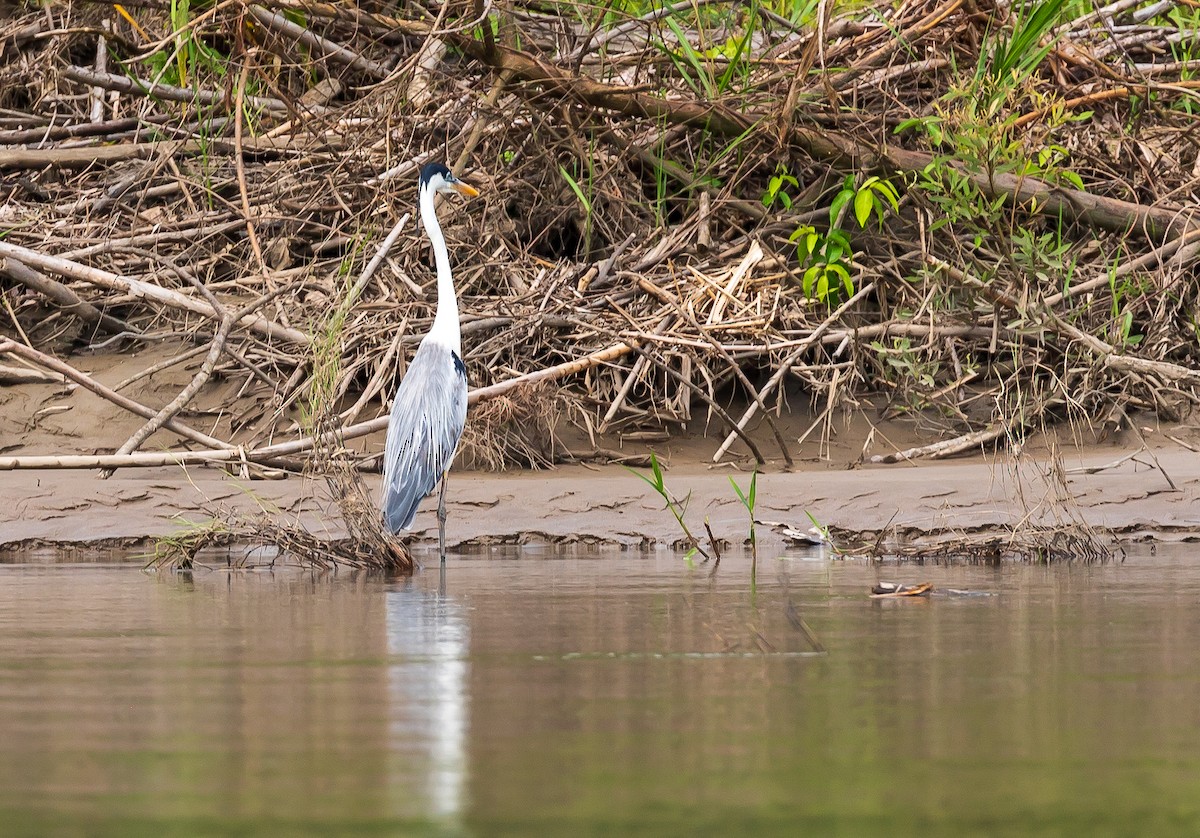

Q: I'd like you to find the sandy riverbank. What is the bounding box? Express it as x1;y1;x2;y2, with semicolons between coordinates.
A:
4;445;1198;553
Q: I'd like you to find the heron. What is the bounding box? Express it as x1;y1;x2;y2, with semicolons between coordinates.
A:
381;161;479;562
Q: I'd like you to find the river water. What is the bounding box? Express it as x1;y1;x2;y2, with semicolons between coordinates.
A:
1;545;1199;836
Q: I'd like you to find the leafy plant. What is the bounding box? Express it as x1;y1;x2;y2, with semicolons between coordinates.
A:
559;163;594;257
657;3;759;99
779;173;899;304
789;224;853;302
849;175;901;228
145;0;230;89
803;511;836;553
729;469;758;579
762;165;799;210
871;337;941;406
1107;267;1146;348
625;452;712;562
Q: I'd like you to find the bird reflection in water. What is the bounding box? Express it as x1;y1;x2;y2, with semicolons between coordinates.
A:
385;572;469;824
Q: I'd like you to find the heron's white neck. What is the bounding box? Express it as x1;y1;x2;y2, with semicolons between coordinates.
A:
420;184;461;355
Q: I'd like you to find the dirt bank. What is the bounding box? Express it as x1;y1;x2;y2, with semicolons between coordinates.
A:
4;353;1198;553
4;442;1198;553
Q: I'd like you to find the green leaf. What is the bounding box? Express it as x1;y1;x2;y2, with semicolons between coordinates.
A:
829;188;852;225
826;229;851;249
829;262;853;295
803;265;819;297
623;464;661;492
854;187;873;227
872;180;901;210
650;451;664;489
729;476;748;507
558;165;591;213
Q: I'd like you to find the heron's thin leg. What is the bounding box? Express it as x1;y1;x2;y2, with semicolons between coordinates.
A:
437;473;448;564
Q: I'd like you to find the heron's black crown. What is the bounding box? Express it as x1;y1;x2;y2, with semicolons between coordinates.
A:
419;161;452;188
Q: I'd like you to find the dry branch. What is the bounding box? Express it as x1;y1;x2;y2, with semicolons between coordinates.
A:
0;339;237;452
61;65;298;114
0;242;310;346
868;425;1007;464
1;257;131;335
0;140;200;170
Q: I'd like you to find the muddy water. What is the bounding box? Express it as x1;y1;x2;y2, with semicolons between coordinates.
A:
1;546;1200;836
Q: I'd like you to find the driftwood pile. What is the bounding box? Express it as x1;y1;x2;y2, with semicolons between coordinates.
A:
1;0;1199;480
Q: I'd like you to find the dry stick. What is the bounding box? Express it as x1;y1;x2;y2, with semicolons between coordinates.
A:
346;213;412;305
247;5;392;79
867;425;1007;464
0;116;160;145
0;241;310;346
0;365;63;385
638;277;794;465
1051;315;1200;383
0;257;132;335
825;0;964;91
0;140;200;169
0;344;640;471
467;342;634;402
0;339;236;451
59;218;247;261
600;314;675;430
712;282;877;463
1012;81;1200;128
112;343;212;391
454;69;515;173
342;328;404;425
599;296;768;464
627;342;768;465
233;57;269;279
62;66;297;114
0;451;249;470
106;312;237;468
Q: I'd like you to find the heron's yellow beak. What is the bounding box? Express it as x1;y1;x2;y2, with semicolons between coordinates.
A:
452;181;479;198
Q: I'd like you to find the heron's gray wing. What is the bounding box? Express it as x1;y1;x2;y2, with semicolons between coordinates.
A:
381;340;468;532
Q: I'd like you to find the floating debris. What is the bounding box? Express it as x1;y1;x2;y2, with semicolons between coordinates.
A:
760;520;832;547
870;582;933;599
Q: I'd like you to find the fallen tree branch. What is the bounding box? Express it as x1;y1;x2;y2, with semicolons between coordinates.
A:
867;425;1007;464
0;339;237;452
0;139;200;170
0;241;311;346
0;256;133;335
0;342;637;470
247;5;392;79
61;65;299;114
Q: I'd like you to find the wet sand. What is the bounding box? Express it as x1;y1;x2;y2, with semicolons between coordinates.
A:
4;446;1199;550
